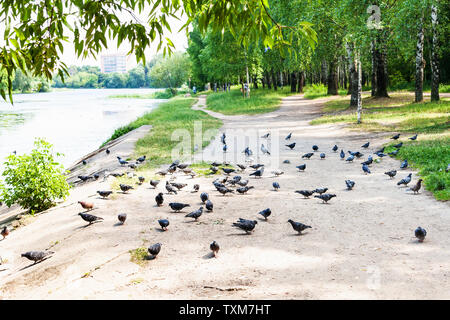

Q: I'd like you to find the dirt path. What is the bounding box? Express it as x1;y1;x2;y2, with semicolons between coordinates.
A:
0;94;449;299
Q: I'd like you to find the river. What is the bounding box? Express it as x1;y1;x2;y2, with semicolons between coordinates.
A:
0;88;163;170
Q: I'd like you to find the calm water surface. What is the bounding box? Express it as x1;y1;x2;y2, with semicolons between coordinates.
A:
0;88;163;169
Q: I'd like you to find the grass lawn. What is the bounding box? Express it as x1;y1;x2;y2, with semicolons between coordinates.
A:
206;86;296;115
303;84;348;99
104;96;222;168
310;92;450;200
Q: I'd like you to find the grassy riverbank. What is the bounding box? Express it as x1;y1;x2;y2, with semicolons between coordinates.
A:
105;96;222;167
310;93;450;200
206;87;296;115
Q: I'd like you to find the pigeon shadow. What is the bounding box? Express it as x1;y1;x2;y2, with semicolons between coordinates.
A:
154;227;167;232
18;256;53;271
113;222;125;227
226;232;251;236
145;255;157;261
74;220;103;230
202;252;216;260
257;217;269;222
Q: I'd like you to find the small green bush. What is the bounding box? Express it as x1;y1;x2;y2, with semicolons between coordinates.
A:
0;138;70;213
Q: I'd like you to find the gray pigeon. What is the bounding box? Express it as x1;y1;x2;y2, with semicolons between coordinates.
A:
169;202;191;212
237;186;254;194
296;164;306;171
205;200;214;212
158;219;169;231
295;190;314;198
185;207;203;221
232;218;258;234
21;251;54;264
118;213;127;224
249;167;264;178
165;181;178;194
288;219;311;234
148;243;161;258
302;152;314;159
200;192;209;203
314;193;336;203
258;208;271;220
415;227;426;242
210;241;220;257
313;187;328;195
261;144;270;155
345;180;355;190
78;213;104;225
384;170;397;179
273;182;280;191
397;173;412;186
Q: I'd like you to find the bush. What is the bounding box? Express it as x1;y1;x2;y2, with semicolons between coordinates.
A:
0;138;70;213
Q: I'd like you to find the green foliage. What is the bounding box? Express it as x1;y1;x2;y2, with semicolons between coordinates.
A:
303;84;347;99
385;138;450;201
0;138;70;213
148;52;191;88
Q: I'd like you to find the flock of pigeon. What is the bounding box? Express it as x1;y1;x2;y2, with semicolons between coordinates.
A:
1;131;429;267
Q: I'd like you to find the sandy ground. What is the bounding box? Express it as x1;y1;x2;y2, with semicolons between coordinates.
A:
0;94;449;299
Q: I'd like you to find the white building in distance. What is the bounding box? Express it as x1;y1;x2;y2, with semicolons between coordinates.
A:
101;54;128;73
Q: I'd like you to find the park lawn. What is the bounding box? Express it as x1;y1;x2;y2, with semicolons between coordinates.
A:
206;86;296;115
310;93;450;201
105;96;222;168
303;83;348;99
384;137;450;201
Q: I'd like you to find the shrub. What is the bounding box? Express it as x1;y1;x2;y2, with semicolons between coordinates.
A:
0;138;70;213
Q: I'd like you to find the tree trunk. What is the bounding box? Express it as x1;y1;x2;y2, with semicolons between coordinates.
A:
280;71;283;89
350;49;358;107
374;34;389;97
431;1;440;101
347;43;355;95
298;71;304;93
271;70;277;91
321;60;328;85
356;52;362;124
290;72;297;92
415;15;425;103
327;60;339;95
253;74;258;89
265;71;271;89
371;40;377;97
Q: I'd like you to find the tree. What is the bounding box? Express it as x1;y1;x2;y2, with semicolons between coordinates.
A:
0;0;317;102
127;65;146;88
430;0;440;101
0;138;70;213
149;52;191;89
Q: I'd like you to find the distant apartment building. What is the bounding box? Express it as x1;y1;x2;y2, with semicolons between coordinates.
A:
101;54;128;73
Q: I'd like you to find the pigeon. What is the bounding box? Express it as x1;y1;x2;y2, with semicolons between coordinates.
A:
258;208;271;220
117;156;128;166
229;176;242;184
361;142;370;148
148;243;161;259
237;186;254;194
362;163;371;174
78;201;94;211
106;148;110;155
221;132;226;144
388;149;399;156
296;164;306;171
340;149;345;159
295;190;314;198
177;163;189;170
288;219;312;234
302;153;314;159
128;163;137;169
261;133;270;139
205;200;214;212
78;175;92;182
93;173;100;180
232;218;258;234
223;144;228;152
210;166;218;174
409;179;423;194
171;182;187;190
314;187;328;195
97;190;113;199
312;145;319;151
384;170;397;179
409;134;418;141
170;160;180;168
169;202;190;212
221;167;235;175
185;207;203;221
375;151;387;158
110;172;125;177
249;167;264;178
217;186;234;195
167;166;177;174
150;180;160;188
273;182;280;191
261;144;270;155
314;193;336;203
155;193;164;207
137;155;146;163
244;147;253;157
320;153;326;159
271;170;284;176
237;164;247;171
165;181;178;194
285;133;292;140
21;251;54;264
346;154;355;162
118;213;127;224
362;155;373;166
119;184;134;193
397;173;412;186
374;147;385;154
400;159;408;169
391;134;400;140
286;143;296;150
210;241;220;257
78;212;103;224
349;151;364;158
393;142;403;149
200;192;209;203
82;160;87;165
283;159;291;164
192;184;200;192
332;145;338;152
138;176;145;184
415;227;427;242
210;161;222;167
345;180;355;190
1;226;9;239
156;169;168;176
250;164;264;170
236;179;249;187
158;219;169;231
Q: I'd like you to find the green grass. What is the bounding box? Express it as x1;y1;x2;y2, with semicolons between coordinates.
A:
303;84;348;99
384;138;450;201
388;82;450;93
206;86;295;115
311;94;450;134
